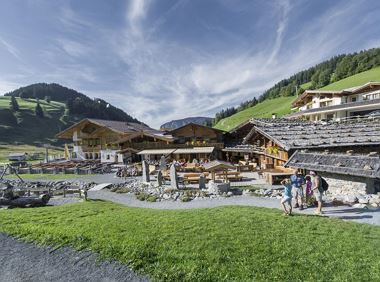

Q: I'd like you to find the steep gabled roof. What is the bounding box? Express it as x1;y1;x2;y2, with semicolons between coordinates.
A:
168;122;226;135
285;150;380;178
247;118;380;151
56;118;166;139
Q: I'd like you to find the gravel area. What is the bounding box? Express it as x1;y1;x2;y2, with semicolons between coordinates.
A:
0;233;149;282
88;190;380;225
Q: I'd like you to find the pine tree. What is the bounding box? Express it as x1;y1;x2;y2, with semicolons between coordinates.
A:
9;95;19;112
35;102;44;118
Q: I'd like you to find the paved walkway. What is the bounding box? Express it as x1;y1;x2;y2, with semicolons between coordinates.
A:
0;233;148;282
88;190;380;226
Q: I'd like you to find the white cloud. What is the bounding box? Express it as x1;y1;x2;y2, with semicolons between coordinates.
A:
0;37;21;60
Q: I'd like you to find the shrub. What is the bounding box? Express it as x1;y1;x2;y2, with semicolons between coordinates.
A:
147;195;158;202
180;196;192;202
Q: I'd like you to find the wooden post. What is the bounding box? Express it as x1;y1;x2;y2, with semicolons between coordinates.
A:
63;188;66;198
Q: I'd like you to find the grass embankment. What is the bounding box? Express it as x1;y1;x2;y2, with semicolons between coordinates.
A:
320;66;380;91
214;96;295;131
0;97;72;144
0;144;63;164
0;201;379;281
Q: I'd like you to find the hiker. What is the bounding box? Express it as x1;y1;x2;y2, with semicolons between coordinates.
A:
305;175;313;206
280;178;293;216
290;170;305;210
310;171;323;215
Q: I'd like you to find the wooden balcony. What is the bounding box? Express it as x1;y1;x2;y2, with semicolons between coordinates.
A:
124;142;225;150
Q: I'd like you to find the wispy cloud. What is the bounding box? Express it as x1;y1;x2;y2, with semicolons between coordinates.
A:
0;37;21;60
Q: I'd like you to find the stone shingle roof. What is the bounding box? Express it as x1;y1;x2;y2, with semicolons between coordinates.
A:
284;150;380;178
251;118;380;150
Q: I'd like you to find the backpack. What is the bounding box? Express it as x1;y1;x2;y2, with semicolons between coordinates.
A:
320;177;329;191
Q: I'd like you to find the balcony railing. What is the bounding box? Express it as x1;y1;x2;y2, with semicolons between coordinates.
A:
287;98;380;117
126;142;225;150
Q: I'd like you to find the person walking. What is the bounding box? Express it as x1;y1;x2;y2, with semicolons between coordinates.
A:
280;178;293;216
310;171;323;215
290;170;305;210
305;175;313;206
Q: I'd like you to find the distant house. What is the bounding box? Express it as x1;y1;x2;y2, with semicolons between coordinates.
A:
56;119;172;163
289;81;380;121
57;119;226;164
8;153;27;162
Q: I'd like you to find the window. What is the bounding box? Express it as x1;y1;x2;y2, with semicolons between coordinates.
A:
106;155;110;160
351;96;357;102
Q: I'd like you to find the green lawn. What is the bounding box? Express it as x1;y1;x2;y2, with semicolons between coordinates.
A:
0;201;379;281
3;173;92;180
320;66;380;91
214;96;296;131
300;81;312;90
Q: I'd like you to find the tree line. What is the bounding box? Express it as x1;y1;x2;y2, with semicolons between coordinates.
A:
213;48;380;124
5;83;141;123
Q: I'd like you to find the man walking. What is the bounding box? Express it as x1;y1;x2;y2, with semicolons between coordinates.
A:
290;170;305;210
310;171;323;215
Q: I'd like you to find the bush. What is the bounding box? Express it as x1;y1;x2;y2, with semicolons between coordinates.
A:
136;192;149;201
111;187;131;193
147;195;158;202
180;196;192;202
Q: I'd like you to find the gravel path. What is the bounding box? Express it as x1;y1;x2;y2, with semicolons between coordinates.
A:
0;233;148;282
88;190;380;226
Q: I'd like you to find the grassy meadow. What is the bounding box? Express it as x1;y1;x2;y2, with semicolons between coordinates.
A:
0;201;379;281
214;96;295;131
320;66;380;91
0;144;63;164
0;96;73;144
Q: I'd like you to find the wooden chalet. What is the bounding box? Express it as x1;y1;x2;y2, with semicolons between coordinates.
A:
56;119;173;163
225;118;380;169
133;123;226;161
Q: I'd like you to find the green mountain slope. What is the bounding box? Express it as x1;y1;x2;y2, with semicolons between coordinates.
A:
213;96;295;131
214;66;380;132
0;83;141;145
320;66;380;90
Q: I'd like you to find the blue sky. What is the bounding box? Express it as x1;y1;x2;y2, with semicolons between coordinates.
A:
1;0;380;127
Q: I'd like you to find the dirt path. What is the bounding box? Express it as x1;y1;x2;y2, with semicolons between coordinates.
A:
0;233;149;282
88;190;380;226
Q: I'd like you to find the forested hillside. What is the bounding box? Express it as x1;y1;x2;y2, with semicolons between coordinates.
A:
214;48;380;124
0;83;141;145
5;83;139;123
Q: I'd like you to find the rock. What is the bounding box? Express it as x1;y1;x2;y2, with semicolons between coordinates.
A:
264;189;272;196
370;202;379;208
358;197;369;204
142;160;150;182
207;181;230;195
170;164;179;190
199;174;206;189
156;170;163;187
344;195;358;203
227;191;233;197
352;203;368;209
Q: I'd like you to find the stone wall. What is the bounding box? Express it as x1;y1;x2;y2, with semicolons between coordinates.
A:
320;172;375;196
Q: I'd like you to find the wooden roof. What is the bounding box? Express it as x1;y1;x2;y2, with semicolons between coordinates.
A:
56;118;171;140
203;160;235;171
247;118;380;151
292;81;380;106
285;150;380;178
168;123;226;135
